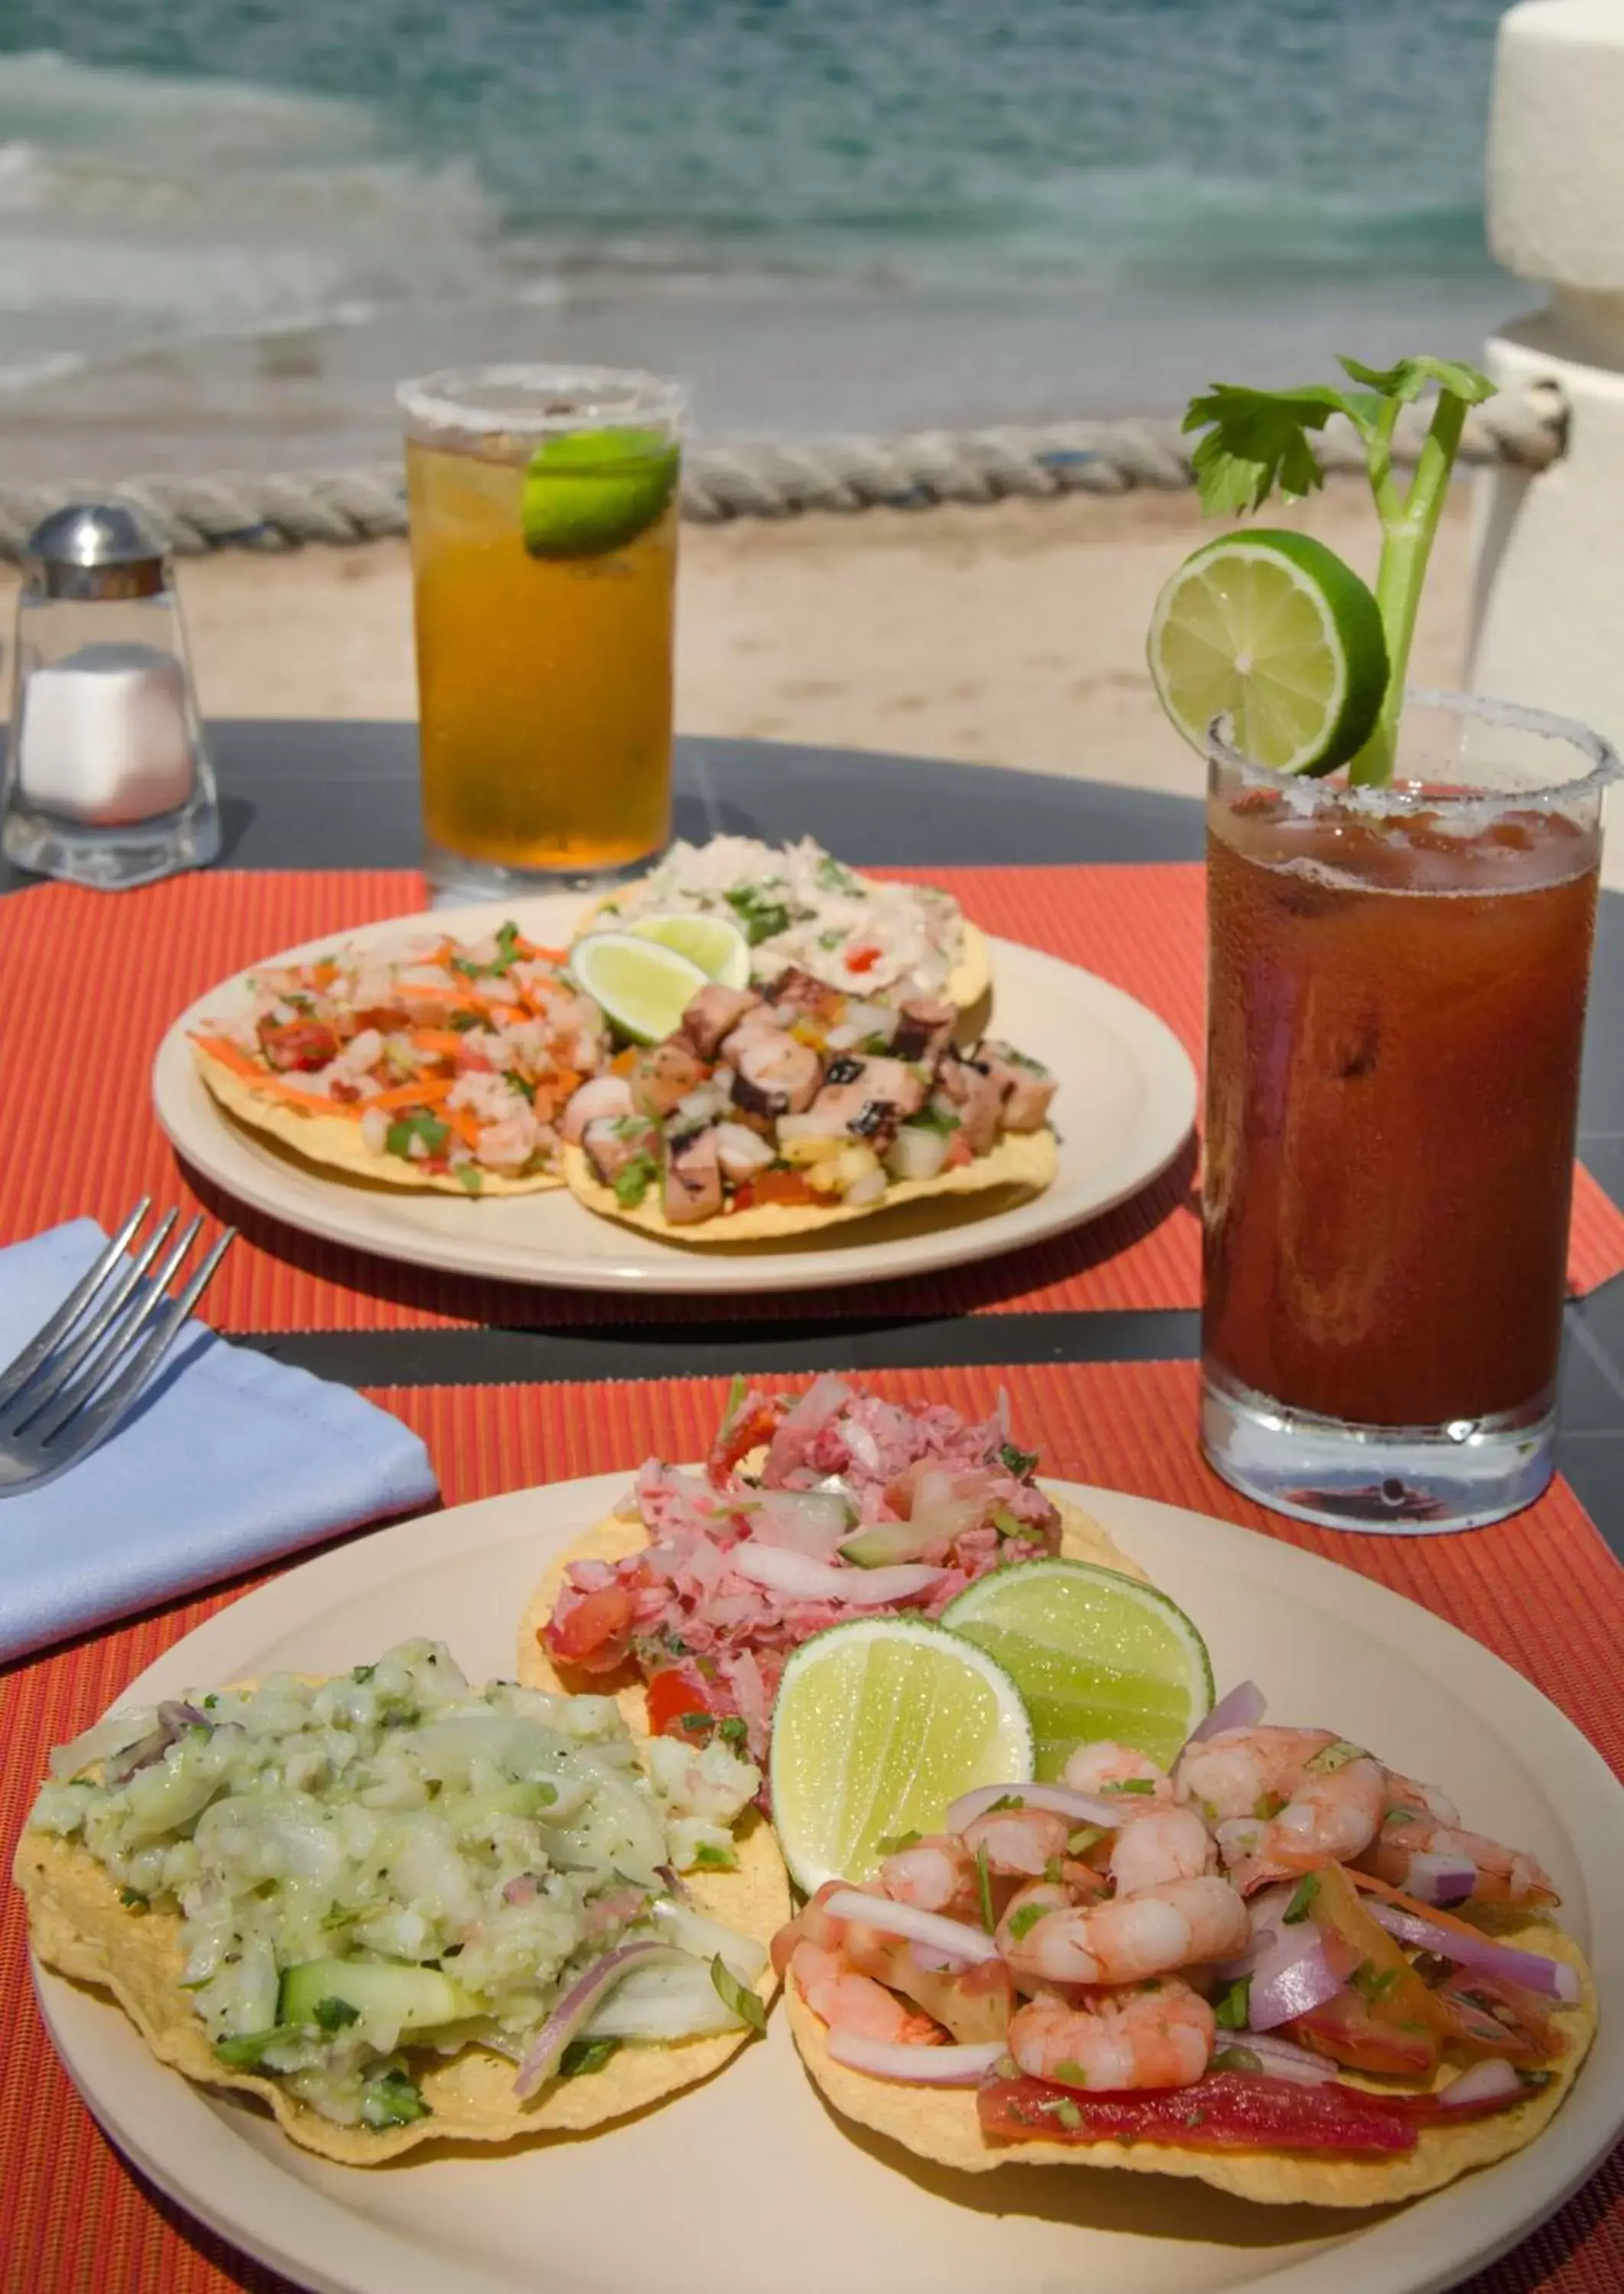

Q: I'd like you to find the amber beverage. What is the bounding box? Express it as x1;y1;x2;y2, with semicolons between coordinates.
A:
398;367;683;902
1200;693;1616;1532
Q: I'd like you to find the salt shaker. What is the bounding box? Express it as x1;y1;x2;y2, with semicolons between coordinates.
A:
2;503;219;889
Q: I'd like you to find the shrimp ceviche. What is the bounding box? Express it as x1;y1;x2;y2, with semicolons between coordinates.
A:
193;920;609;1191
778;1689;1585;2181
566;961;1055;1230
529;1379;1115;1759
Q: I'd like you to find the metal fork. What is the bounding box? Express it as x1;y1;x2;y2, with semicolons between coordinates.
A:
0;1201;237;1496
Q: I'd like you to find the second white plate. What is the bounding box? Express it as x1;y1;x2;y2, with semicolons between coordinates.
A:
150;891;1197;1294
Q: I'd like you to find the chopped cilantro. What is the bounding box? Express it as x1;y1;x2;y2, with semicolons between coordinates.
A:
313;1996;362;2032
1213;1977;1251;2029
1304;1740;1367;1775
816;856;862;895
455;1164;483;1194
876;1830;921;1857
1350;1961;1402;2006
1517;2068;1555;2091
202;1694;219;1710
612;1152;659;1207
351;1664;375;1684
715;1716;749;1749
975;1843;996;1932
817;928;845;950
999;1440;1039;1479
1067;1825;1105;1855
1103;1777;1156;1796
449;1007;481;1032
119;1888;148;1912
560;2036;622;2079
691;1842;736;1872
1383;1806;1418;1827
678;1712;712;1733
710;1955;766;2032
385;1110;450;1159
1007;1903;1047;1944
1282;1874;1321;1925
724;885;793;946
362;2069;430;2127
213;2026;298;2069
904;1103;960;1136
506;1070;537;1103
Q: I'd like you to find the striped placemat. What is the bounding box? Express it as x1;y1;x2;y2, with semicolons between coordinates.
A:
3;1360;1619;2294
1;868;1619;1331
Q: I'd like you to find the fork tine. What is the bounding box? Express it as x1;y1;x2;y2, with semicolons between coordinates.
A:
1;1209;180;1435
35;1227;236;1468
28;1216;202;1444
0;1201;151;1412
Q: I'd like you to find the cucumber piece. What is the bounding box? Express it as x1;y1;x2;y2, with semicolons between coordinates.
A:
278;1958;479;2032
839;1522;933;1569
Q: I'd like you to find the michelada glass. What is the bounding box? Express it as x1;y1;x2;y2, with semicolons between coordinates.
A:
1201;689;1616;1532
398;365;684;903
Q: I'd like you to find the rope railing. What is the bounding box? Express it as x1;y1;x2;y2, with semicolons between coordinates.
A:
0;383;1566;558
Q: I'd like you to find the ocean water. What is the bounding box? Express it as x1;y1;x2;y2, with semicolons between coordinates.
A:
0;0;1520;467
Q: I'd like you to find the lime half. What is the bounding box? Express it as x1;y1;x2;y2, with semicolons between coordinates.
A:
628;911;752;989
769;1617;1034;1893
571;930;708;1045
941;1559;1213;1778
1147;528;1388;775
521;425;680;559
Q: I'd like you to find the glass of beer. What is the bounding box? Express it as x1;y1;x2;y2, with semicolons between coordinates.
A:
1201;690;1616;1532
398;365;684;902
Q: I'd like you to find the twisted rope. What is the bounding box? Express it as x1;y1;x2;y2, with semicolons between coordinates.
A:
0;384;1565;558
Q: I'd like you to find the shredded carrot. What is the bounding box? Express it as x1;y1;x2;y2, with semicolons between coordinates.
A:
531;944;568;964
411;1028;466;1058
192;1035;353;1116
490;1003;525;1028
446;1105;484;1149
611;1045;638;1076
367;1076;457;1113
310;960;338;989
395;980;486;1007
551;1067;583;1100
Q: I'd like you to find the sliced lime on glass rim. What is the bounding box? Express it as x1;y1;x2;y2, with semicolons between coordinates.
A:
521;424;680;560
1147;528;1389;775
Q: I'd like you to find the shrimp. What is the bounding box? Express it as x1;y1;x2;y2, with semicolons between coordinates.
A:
1061;1741;1174;1801
879;1833;979;1916
1107;1804;1215;1896
960;1805;1073;1878
1005;1873;1249;1987
790;1940;940;2045
1008;1977;1215;2093
1179;1727;1383;1889
1362;1814;1558;1910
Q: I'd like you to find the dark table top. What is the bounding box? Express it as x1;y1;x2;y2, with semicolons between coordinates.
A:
8;720;1622;1552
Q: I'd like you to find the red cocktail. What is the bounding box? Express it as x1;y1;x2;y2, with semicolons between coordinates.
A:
1201;693;1615;1530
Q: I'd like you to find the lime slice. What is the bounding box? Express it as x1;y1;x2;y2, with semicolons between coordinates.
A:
1147;528;1388;775
628;911;752;989
941;1560;1213;1779
570;930;709;1045
769;1617;1034;1893
521;425;680;560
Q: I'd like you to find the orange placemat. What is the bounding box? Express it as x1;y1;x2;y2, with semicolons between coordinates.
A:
1;868;1620;1332
3;1359;1620;2294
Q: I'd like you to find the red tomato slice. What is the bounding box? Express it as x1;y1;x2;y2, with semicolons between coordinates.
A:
258;1017;339;1073
541;1582;638;1672
978;2071;1416;2155
1287;1988;1439;2078
645;1663;722;1739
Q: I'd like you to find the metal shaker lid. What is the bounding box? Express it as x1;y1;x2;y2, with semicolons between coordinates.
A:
21;503;171;602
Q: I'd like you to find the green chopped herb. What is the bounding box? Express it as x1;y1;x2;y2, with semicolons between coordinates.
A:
692;1842;737;1872
1051;2058;1089;2088
1214;1978;1252;2029
1517;2068;1555;2091
1047;2096;1083;2130
1043;1857;1065;1885
560;2036;622;2079
975;1843;996;1933
351;1664;375;1684
313;1996;362;2032
998;1441;1039;1479
877;1829;922;1857
724;885;793;946
1350;1961;1402;2006
678;1712;712;1733
385;1110;450;1160
202;1695;219;1710
1103;1777;1156;1797
1253;1792;1286;1821
986;1794;1026;1814
817;856;862;895
455;1164;483;1194
715;1716;749;1748
612;1152;659;1208
363;2069;430;2127
449;1007;481;1032
119;1888;148;1912
860;1032;893;1054
1304;1740;1367;1775
991;1506;1025;1539
710;1954;767;2032
1007;1903;1047;1944
904;1103;960;1136
1212;2045;1264;2075
1067;1825;1105;1855
1383;1806;1418;1827
213;2026;298;2069
506;1070;538;1103
817;928;845;950
1282;1874;1321;1925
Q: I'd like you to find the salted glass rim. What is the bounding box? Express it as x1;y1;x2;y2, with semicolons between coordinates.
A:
1207;685;1621;810
397;364;686;440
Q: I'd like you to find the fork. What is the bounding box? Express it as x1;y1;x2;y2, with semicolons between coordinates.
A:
0;1202;237;1496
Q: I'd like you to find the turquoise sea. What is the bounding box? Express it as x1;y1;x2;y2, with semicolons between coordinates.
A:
0;0;1520;470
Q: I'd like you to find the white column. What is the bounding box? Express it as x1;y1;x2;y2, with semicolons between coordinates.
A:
1470;0;1624;765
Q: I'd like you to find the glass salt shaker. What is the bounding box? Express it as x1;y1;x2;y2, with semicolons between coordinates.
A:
2;503;219;888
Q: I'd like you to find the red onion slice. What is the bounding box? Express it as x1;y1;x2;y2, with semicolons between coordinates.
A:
1402;1852;1479;1907
1366;1902;1580;2004
828;2032;1005;2084
513;1943;696;2098
1226;2032;1337;2084
728;1544;944;1605
1246;1925;1345;2032
1440;2057;1522;2108
1184;1680;1267;1750
822;1888;1004;1965
946;1782;1121;1834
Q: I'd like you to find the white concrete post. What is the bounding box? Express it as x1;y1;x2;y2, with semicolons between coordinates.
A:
1470;0;1624;761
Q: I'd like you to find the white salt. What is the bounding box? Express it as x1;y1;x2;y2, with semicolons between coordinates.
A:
17;642;195;827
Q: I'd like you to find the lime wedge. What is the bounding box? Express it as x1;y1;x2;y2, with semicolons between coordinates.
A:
768;1617;1034;1893
521;425;680;560
628;911;752;989
571;930;709;1045
941;1560;1213;1778
1147;528;1388;775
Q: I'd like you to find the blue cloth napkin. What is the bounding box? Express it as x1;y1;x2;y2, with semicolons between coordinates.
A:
0;1219;440;1663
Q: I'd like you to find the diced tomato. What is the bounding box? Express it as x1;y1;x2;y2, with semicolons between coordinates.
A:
541;1582;639;1673
1288;1987;1439;2078
645;1662;723;1739
846;944;881;975
978;2071;1416;2156
742;1170;820;1210
258;1017;339;1073
944;1130;975;1168
708;1392;783;1483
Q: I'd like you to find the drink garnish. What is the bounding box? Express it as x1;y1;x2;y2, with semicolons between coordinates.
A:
521;424;680;559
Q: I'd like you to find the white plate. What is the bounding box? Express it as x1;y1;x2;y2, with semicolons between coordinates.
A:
150;892;1196;1293
33;1477;1624;2294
